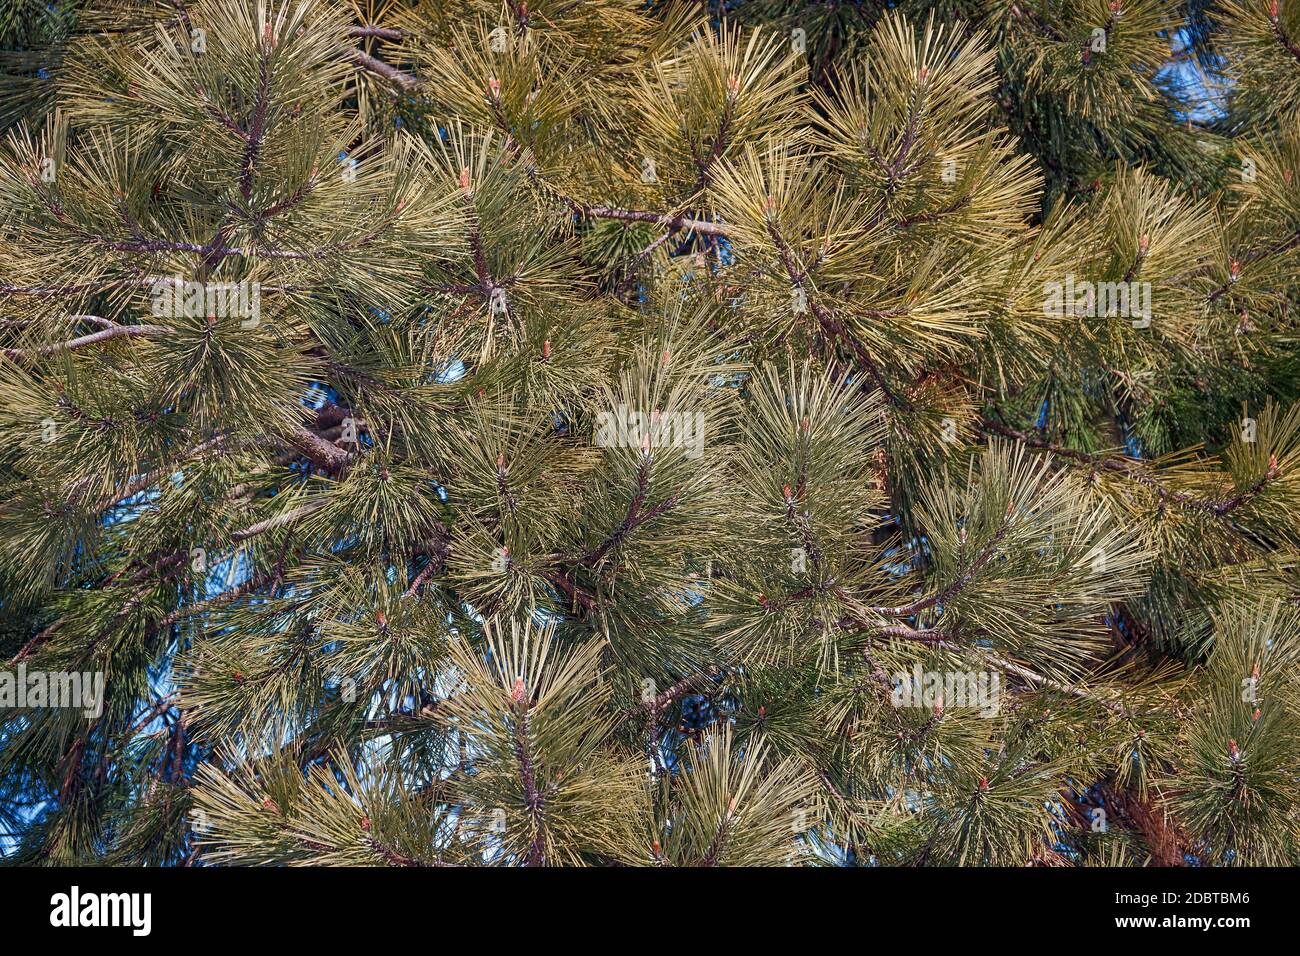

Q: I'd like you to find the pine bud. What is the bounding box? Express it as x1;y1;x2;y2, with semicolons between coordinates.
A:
917;66;928;82
541;338;551;360
727;77;740;97
1108;0;1121;13
376;610;387;629
651;839;661;856
496;452;506;470
757;705;766;720
510;676;527;705
1253;708;1262;722
488;77;501;97
233;671;244;683
1228;738;1239;759
978;777;989;791
263;797;279;812
1252;662;1261;680
459;166;471;194
1138;233;1149;254
361;815;371;832
757;593;768;606
1271;1;1280;23
1229;259;1241;281
782;483;793;500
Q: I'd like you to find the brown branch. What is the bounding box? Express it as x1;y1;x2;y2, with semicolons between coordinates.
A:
348;25;408;42
341;46;419;90
403;525;452;598
230;502;325;543
579;465;681;568
1007;3;1068;42
578;205;730;237
287;423;351;471
3;322;171;360
195;83;247;141
544;568;597;613
698;807;735;867
512;703;547;867
1097;783;1189;866
366;835;446;867
236;42;275;202
978;649;1124;715
874;623;957;644
868;512;1014;618
1271;8;1300;65
763;213;907;407
1206;228;1300;304
979;416;1282;517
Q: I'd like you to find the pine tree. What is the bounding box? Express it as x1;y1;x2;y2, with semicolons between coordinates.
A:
1;0;1299;867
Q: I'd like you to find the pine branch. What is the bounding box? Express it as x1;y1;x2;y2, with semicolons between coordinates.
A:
3;321;172;360
1097;782;1189;866
577;460;681;567
288;423;351;471
979;417;1283;518
348;26;408;42
341;46;419;90
1270;6;1300;65
511;699;547;867
763;212;906;407
867;509;1014;618
578;205;730;238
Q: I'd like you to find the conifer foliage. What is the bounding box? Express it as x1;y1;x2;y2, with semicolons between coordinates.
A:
1;0;1299;867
